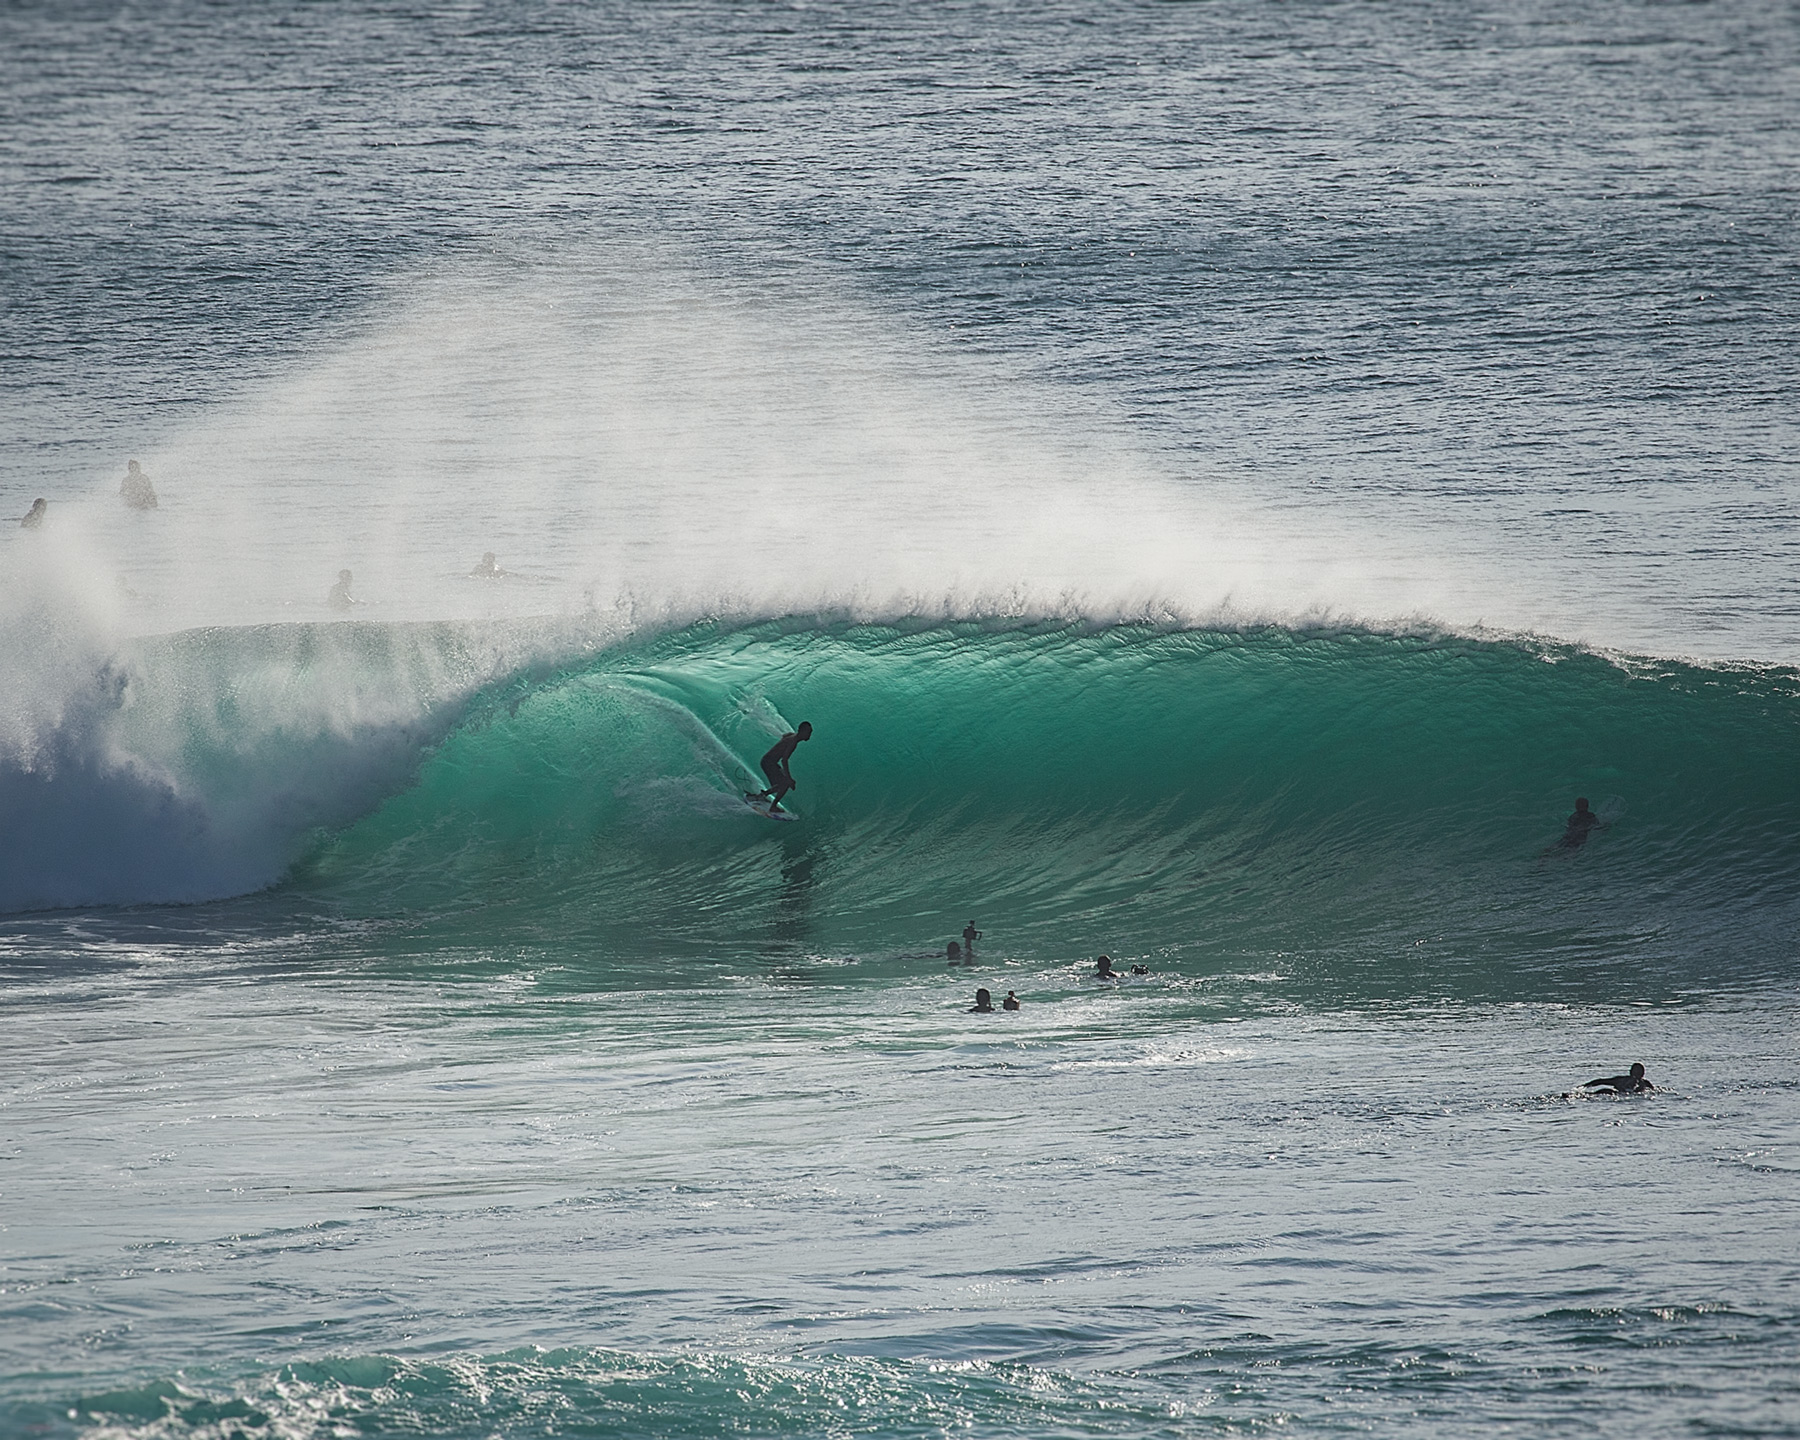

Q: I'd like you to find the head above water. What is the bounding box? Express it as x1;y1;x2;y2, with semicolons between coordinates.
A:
1630;1062;1645;1079
974;988;991;1008
127;459;142;474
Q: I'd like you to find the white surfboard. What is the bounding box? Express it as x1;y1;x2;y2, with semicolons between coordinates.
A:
744;794;800;822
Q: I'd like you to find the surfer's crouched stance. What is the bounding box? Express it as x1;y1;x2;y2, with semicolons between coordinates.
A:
750;721;812;812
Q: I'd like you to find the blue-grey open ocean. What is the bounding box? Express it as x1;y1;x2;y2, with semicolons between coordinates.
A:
4;2;1799;1436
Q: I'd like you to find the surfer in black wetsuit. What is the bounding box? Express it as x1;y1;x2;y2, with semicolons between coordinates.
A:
1002;990;1021;1011
1561;797;1600;848
1095;955;1148;979
1582;1062;1655;1095
962;920;981;958
750;721;812;812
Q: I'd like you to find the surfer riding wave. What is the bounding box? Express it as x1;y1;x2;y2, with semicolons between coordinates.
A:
749;721;812;814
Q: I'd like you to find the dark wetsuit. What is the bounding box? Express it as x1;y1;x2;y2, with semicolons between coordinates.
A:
1587;1072;1653;1094
1562;808;1600;848
759;732;803;804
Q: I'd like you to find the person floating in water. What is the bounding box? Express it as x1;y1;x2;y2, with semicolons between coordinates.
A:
1582;1062;1655;1095
962;920;981;958
749;721;812;813
946;941;962;965
471;551;501;577
970;987;993;1012
328;568;355;611
1002;990;1021;1011
20;498;46;529
120;460;158;509
1561;797;1601;848
1095;955;1148;979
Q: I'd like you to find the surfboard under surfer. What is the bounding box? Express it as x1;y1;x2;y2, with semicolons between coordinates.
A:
1581;1062;1655;1095
749;721;812;814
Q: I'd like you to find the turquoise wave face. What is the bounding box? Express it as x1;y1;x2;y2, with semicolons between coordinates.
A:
295;621;1800;998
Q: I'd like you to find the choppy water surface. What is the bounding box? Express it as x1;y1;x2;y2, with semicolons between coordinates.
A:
4;951;1798;1438
3;1;1799;1436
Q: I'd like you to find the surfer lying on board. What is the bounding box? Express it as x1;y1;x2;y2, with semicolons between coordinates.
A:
749;721;812;813
1582;1062;1655;1095
1095;955;1149;979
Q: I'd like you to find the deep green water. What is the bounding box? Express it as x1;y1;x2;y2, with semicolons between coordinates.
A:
297;620;1800;996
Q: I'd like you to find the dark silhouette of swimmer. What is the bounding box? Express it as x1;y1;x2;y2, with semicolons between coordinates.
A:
1095;955;1148;979
946;941;962;964
1002;990;1021;1011
120;460;157;510
20;498;46;529
1561;797;1601;848
328;568;355;611
962;920;981;957
749;721;812;813
970;987;993;1012
1583;1062;1655;1095
471;551;500;577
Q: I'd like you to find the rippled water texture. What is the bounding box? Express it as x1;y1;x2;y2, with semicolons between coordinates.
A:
3;2;1799;1437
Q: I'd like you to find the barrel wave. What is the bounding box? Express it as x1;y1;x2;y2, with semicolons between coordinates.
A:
282;619;1800;999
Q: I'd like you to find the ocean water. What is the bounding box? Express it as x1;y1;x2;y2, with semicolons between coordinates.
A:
3;1;1799;1436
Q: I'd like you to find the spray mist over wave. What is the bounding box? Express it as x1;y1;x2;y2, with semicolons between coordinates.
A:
0;254;1481;913
0;252;1698;915
17;252;1485;635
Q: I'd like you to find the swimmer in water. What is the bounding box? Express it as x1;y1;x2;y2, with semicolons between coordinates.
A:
328;569;355;610
1561;797;1601;849
1582;1062;1655;1095
970;987;993;1013
120;460;158;509
471;551;501;577
1002;991;1021;1011
20;498;46;529
1094;955;1149;979
962;920;981;957
946;941;962;965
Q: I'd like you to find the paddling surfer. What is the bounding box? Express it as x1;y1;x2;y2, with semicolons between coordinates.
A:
1582;1062;1655;1095
749;721;812;813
